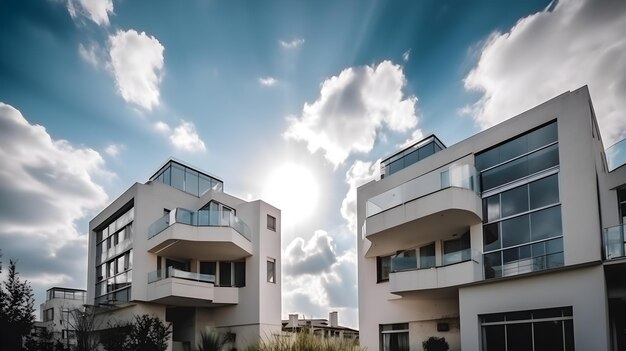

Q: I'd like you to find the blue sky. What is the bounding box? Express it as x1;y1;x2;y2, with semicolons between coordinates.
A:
1;0;625;328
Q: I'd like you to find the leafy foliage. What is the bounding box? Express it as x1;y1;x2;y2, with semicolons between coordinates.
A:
0;257;35;350
248;329;361;351
198;328;224;351
422;336;449;351
125;314;172;351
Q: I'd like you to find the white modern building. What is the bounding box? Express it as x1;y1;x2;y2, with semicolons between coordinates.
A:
282;311;359;341
357;86;626;351
38;287;86;346
87;159;282;351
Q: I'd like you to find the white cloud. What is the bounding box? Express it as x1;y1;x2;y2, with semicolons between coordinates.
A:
104;143;123;157
402;49;411;62
464;0;626;145
0;103;111;314
284;60;419;167
279;38;305;49
169;121;206;152
108;29;165;111
284;230;337;276
397;129;425;149
67;0;114;26
341;160;380;234
259;76;278;87
154;121;171;133
78;42;102;68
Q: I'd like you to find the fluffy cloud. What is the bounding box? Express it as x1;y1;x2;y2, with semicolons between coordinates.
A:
78;42;102;68
155;120;206;152
284;60;419;167
109;30;165;111
282;231;358;327
279;38;305;49
259;76;278;87
341;160;380;234
67;0;114;26
0;103;111;312
284;230;337;276
104;143;123;157
464;0;626;145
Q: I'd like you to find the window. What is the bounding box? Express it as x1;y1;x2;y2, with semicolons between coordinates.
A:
220;261;232;286
481;307;574;351
267;214;277;231
267;258;276;283
377;255;391;282
44;308;54;322
380;324;409;351
62;330;77;339
443;231;471;265
234;261;246;287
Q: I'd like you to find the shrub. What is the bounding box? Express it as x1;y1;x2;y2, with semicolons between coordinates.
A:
199;328;224;351
422;336;449;351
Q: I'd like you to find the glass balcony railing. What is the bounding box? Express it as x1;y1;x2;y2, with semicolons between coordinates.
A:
390;248;480;272
366;163;480;217
147;267;216;284
148;208;252;241
606;139;626;172
603;224;626;260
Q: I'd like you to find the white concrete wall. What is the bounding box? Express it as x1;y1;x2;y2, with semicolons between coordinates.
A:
459;265;609;351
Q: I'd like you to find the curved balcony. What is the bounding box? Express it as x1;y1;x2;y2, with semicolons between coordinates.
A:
146;267;238;306
364;164;482;257
147;208;253;260
389;250;482;294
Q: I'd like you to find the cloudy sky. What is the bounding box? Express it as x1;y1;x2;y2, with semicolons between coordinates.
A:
1;0;625;328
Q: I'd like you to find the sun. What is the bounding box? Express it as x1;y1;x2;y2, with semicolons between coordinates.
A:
263;163;319;224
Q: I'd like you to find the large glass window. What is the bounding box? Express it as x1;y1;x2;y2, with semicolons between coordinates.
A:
267;258;276;283
443;231;470;265
381;136;445;177
481;307;574;351
151;161;223;196
380;324;409;351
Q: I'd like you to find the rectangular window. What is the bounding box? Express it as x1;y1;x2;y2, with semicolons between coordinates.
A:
443;231;471;265
380;324;409;351
200;261;216;276
267;258;276;283
481;307;574;351
44;308;54;322
377;255;391;282
267;214;277;231
220;261;232;286
419;243;436;268
234;261;246;287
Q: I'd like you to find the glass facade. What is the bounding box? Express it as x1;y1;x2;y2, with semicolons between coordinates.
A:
477;122;563;279
381;136;445;178
481;307;574;351
46;288;85;301
151;161;223;197
377;255;391;282
95;205;134;305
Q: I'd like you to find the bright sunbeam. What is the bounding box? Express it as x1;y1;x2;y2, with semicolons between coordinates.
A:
263;163;319;224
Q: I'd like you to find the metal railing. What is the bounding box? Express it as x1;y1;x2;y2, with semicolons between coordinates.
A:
366;163;479;217
148;208;252;241
606;139;626;171
603;224;626;260
147;267;215;284
390;248;481;272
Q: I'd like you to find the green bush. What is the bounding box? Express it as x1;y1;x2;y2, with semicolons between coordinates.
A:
248;330;360;351
422;336;449;351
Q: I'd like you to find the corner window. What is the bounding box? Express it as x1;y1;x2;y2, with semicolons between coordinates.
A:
267;214;276;231
267;258;276;283
44;308;54;322
377;255;391;282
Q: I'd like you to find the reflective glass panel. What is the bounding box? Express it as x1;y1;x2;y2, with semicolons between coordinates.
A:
483;223;500;251
171;164;185;191
484;252;502;279
481;156;528;191
420;243;436;268
530;174;559;209
501;215;530;248
530;206;562;241
527;122;558;151
484;195;500;222
185;168;199;195
501;185;529;218
528;144;559;175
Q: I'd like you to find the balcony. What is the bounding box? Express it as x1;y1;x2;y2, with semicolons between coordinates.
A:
147;267;238;306
606;139;626;172
147;208;253;260
389;250;482;293
364;164;482;257
604;224;626;260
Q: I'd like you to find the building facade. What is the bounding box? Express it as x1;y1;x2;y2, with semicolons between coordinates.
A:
357;86;626;351
282;311;359;341
87;159;282;351
37;287;86;346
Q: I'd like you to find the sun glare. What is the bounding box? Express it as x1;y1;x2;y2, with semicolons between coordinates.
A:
263;163;319;224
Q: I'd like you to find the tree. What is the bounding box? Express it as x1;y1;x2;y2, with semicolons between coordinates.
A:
0;257;35;350
422;336;449;351
100;320;131;351
125;314;171;351
68;306;101;351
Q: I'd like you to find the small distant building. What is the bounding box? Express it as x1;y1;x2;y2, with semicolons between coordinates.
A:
38;287;86;346
282;311;359;341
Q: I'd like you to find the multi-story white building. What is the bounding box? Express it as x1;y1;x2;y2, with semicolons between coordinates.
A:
87;159;282;351
357;86;626;351
38;287;86;345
